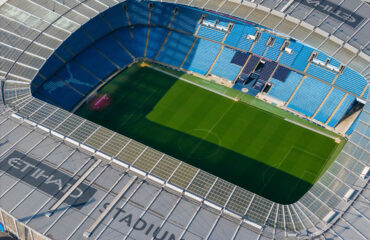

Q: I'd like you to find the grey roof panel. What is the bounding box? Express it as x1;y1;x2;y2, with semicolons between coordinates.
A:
208;217;239;240
166;199;199;228
129;182;160;209
11;189;50;221
0;0;369;239
147;190;178;218
0;182;33;212
234;225;259;240
349;21;370;50
183;208;218;239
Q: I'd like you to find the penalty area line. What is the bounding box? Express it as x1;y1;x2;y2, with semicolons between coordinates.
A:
146;64;238;102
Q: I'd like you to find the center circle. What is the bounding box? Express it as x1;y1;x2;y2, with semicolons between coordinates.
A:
177;129;221;160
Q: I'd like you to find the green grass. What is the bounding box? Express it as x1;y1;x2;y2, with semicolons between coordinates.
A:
76;63;344;204
153;63;341;138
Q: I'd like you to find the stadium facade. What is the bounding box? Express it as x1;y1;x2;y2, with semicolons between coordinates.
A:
0;0;368;239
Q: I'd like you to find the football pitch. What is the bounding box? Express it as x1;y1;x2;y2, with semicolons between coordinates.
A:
76;62;343;203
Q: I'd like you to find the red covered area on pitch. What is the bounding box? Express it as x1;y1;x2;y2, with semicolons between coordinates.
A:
88;94;112;110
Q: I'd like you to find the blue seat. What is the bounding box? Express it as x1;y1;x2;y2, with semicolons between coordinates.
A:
83;15;111;41
224;23;256;50
114;27;147;58
54;46;74;63
250;32;269;56
62;29;92;55
171;6;202;33
75;47;117;80
33;91;58;107
268;71;303;102
38;54;64;80
334;68;367;96
182;39;221;75
264;38;284;61
288;77;331;117
94;35;133;68
329;58;340;67
210;47;242;81
55;62;100;95
102;4;129;30
306;64;336;83
127;0;149;25
327;95;356;127
146;27;169;59
278;41;302;67
314;88;345;123
156;31;195;67
316;52;329;63
291;46;313;71
37;76;83;110
150;2;173;27
197;26;225;42
363;86;369;99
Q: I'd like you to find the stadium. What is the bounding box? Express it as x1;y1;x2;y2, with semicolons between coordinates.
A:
0;0;368;239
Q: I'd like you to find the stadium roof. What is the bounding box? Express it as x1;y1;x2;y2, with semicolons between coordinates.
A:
0;0;369;239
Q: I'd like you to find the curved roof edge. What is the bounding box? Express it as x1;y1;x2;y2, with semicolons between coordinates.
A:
0;0;368;239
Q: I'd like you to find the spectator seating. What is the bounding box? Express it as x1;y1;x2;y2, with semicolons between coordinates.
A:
224;23;256;50
291;46;313;71
258;61;277;81
306;64;336;83
146;27;169;59
32;91;57;106
55;62;100;95
363;87;368;99
149;2;173;27
37;76;84;110
329;58;341;68
182;39;221;75
268;71;303;102
171;6;202;34
156;31;195;67
231;51;249;66
115;27;146;58
38;54;64;80
54;46;74;63
82;15;111;41
288;77;331;117
272;66;291;82
250;32;269;56
30;75;44;92
316;52;330;63
75;47;117;80
314;88;346;123
94;35;133;68
32;1;368;130
102;3;129;30
278;41;303;67
327;95;356;127
242;55;260;76
197;26;225;42
210;47;242;81
62;29;92;55
126;0;149;25
264;38;284;61
334;68;367;96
